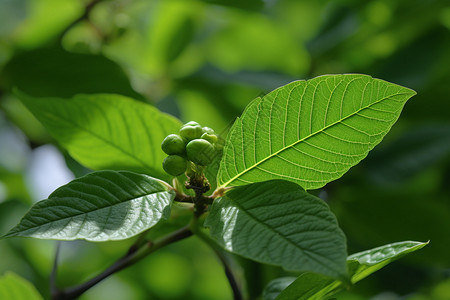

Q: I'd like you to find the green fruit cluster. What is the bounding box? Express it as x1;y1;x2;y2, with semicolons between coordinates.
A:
161;121;222;176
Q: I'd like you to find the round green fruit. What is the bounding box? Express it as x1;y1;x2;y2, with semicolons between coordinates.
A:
161;134;185;155
186;139;215;166
201;132;218;144
202;127;215;134
163;155;187;176
180;125;203;141
183;121;200;127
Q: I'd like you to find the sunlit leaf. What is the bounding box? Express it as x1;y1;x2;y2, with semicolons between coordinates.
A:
2;171;174;241
270;241;428;300
217;74;416;190
205;180;347;279
17;91;182;180
0;272;43;300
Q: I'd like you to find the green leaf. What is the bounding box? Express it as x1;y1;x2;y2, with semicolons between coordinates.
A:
346;240;429;283
16;91;182;180
0;272;43;300
273;241;428;300
1;46;143;99
2;171;174;241
205;180;347;279
263;277;296;300
217;74;416;190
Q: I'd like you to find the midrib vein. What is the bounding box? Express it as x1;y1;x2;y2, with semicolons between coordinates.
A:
221;91;410;188
43;110;158;173
10;190;170;235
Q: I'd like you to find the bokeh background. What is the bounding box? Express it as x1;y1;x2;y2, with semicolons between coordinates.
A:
0;0;449;299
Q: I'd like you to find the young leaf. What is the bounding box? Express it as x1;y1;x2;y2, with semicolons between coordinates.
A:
272;241;428;300
2;171;174;241
217;74;416;190
263;277;296;300
16;91;182;181
0;272;43;300
205;180;348;279
346;240;429;283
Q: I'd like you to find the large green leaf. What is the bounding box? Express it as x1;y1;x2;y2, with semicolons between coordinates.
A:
217;74;416;190
205;180;347;279
269;241;428;300
2;171;174;241
1;47;143;99
0;272;43;300
17;91;182;180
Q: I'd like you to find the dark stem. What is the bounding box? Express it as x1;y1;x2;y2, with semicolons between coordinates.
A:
50;242;61;296
191;220;243;300
52;225;192;300
213;247;243;300
126;228;151;255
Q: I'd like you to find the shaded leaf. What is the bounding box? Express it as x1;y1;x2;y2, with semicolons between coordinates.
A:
2;171;174;241
17;91;182;180
205;180;347;279
0;272;43;300
218;74;416;190
1;46;143;99
272;241;428;300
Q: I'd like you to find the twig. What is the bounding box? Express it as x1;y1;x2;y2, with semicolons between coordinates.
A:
50;242;61;298
212;245;243;300
126;229;150;255
191;220;243;300
52;225;192;300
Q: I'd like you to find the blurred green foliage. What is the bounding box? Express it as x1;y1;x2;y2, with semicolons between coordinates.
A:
0;0;449;299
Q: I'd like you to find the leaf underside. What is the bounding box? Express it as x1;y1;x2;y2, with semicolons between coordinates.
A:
16;91;182;181
205;180;347;279
272;241;428;300
218;74;416;190
3;171;174;241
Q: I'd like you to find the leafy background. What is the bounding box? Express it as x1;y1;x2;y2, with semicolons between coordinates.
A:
0;0;449;299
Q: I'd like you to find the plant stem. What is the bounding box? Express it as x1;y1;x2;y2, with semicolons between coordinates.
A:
52;225;192;300
50;242;61;296
191;219;243;300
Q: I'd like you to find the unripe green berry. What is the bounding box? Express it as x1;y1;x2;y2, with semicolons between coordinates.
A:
201;132;218;144
161;134;185;155
186;139;215;166
183;121;200;127
163;155;187;176
202;127;215;134
180;125;203;141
